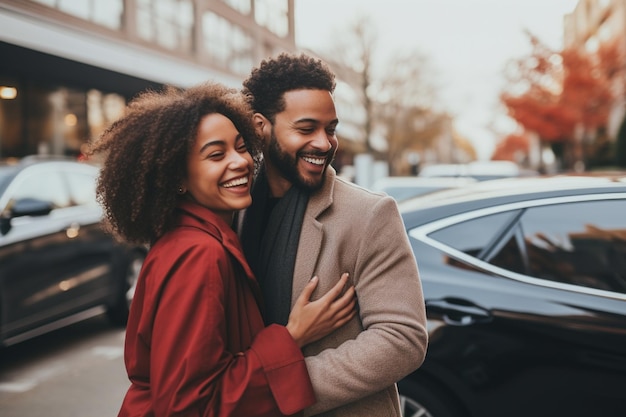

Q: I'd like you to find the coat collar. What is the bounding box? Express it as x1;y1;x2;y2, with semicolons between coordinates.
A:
176;200;255;281
289;166;337;303
234;165;338;234
306;165;336;219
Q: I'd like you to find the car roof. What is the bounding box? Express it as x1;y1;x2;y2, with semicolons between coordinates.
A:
0;156;100;202
399;173;626;224
418;160;525;177
371;176;477;188
0;155;98;171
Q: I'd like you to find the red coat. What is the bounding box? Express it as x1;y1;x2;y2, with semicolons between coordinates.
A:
118;201;315;417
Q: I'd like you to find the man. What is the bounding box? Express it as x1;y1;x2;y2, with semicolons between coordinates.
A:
240;52;428;416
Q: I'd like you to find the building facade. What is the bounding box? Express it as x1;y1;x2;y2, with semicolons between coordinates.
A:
563;0;622;51
0;0;295;158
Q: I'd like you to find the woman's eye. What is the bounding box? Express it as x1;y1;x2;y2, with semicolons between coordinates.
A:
208;152;224;159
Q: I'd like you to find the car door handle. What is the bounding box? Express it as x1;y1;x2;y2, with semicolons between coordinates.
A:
426;298;492;326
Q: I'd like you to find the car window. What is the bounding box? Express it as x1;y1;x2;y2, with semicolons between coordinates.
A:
65;171;98;207
491;200;626;294
489;232;527;275
11;171;71;209
429;199;626;295
429;210;520;256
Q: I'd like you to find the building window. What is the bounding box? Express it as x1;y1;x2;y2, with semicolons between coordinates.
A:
136;0;194;53
254;0;288;37
0;78;22;157
86;90;125;142
31;0;123;30
0;78;126;159
219;0;251;15
202;12;253;75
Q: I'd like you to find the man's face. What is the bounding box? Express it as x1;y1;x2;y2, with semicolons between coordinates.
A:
263;89;339;194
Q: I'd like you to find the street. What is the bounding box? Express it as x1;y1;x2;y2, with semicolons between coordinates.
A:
0;315;129;417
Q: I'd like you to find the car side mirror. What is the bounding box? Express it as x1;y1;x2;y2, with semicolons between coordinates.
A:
0;198;54;236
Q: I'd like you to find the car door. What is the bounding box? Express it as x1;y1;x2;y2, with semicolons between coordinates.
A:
484;197;626;416
415;195;626;417
61;164;120;305
0;164;107;343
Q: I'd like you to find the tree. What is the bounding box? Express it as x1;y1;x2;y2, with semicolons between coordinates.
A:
326;15;378;153
501;32;573;167
375;51;445;174
492;133;530;163
500;32;618;170
560;46;613;135
322;14;446;172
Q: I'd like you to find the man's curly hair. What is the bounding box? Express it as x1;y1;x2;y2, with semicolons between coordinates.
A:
87;82;260;245
242;52;336;122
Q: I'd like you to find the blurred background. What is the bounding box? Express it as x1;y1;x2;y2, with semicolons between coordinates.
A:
1;0;625;186
2;4;626;417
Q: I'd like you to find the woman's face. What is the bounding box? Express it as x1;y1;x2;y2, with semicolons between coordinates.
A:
184;113;254;224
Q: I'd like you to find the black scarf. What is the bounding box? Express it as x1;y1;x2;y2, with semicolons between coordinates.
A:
241;167;309;325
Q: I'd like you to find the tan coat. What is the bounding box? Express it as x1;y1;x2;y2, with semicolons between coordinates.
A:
291;167;428;417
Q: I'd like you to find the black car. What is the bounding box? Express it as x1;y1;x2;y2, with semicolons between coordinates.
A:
396;174;626;417
0;156;146;347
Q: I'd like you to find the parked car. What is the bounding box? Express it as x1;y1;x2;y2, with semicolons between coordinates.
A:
418;161;538;181
0;156;146;347
370;176;477;202
396;174;626;417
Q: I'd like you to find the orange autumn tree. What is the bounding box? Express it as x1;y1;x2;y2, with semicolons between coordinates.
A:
500;32;618;170
492;133;530;163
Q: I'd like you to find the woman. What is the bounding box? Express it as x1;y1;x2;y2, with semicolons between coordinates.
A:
88;83;356;417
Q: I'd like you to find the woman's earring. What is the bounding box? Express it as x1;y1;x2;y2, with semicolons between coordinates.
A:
178;186;185;194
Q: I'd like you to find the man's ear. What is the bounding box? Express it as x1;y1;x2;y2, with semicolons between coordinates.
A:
252;113;270;137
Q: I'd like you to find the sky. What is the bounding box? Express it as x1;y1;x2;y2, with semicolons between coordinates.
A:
294;0;580;159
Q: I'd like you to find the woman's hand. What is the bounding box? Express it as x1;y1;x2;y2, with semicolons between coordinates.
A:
286;273;357;348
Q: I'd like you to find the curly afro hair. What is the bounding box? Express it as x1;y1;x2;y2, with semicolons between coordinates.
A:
87;82;261;245
242;52;336;123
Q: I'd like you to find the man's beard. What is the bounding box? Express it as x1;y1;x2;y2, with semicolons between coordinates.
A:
266;128;329;192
